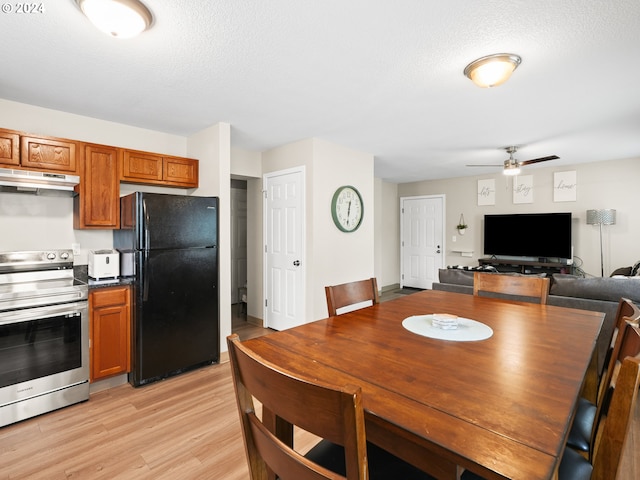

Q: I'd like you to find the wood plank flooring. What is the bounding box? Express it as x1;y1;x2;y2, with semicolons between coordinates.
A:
1;294;638;479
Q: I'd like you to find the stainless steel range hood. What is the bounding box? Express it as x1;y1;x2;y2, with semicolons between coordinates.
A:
0;168;79;197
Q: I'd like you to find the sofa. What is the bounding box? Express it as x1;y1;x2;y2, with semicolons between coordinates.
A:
432;268;640;375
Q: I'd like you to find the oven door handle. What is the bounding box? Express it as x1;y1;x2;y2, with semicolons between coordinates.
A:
0;300;87;325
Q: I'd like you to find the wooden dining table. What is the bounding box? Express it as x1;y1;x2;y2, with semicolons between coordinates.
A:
241;289;604;480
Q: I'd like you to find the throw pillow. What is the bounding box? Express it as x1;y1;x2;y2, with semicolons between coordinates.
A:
610;266;632;277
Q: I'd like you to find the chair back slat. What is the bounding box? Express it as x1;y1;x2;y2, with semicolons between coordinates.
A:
325;278;379;317
591;354;640;480
227;334;368;480
473;272;550;304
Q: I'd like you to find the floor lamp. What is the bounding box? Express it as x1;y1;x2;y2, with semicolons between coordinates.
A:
586;209;616;277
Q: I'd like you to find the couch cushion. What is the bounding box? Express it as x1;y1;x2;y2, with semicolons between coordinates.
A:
550;274;640;303
438;269;475;286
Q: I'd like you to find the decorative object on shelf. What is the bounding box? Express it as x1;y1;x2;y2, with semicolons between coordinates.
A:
331;185;363;232
513;174;533;204
477;178;495;206
456;214;468;235
463;53;522;88
554;171;577;202
76;0;153;39
586;209;617;277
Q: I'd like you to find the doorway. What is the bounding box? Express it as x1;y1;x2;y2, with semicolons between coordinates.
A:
231;179;248;317
400;195;445;289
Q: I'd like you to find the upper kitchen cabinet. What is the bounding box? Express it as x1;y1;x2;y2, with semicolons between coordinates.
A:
163;155;199;186
74;143;120;229
0;129;20;166
122;149;198;188
20;134;78;173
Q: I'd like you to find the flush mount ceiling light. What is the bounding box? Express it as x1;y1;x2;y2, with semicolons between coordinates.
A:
76;0;153;39
463;53;522;88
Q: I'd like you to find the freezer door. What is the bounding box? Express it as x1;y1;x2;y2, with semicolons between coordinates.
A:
116;192;218;251
130;247;219;386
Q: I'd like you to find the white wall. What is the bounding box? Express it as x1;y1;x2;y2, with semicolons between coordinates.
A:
375;179;400;289
311;138;375;319
397;157;640;277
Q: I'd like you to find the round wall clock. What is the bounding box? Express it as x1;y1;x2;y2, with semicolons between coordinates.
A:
331;185;363;232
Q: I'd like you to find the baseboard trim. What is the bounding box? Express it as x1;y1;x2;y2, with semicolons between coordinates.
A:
380;283;400;293
246;315;263;327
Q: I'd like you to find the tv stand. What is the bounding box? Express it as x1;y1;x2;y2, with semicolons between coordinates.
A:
478;258;573;275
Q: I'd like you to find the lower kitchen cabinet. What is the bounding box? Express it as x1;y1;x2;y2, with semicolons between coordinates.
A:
90;286;131;382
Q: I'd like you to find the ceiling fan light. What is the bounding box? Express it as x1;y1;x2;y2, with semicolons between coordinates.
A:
464;54;522;88
503;165;521;176
77;0;152;38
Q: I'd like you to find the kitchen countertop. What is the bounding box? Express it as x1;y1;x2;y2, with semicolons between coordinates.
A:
74;265;134;289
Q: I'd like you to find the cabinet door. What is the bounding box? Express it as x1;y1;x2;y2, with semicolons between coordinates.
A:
121;150;163;182
74;144;120;229
0;129;20;166
90;287;131;382
20;135;78;173
163;156;199;187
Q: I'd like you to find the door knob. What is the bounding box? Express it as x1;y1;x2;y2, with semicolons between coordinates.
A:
293;260;300;266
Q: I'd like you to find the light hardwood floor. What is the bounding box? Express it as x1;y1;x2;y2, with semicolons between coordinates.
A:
1;295;638;479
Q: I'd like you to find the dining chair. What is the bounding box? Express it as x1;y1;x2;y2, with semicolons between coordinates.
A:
325;277;380;317
567;298;640;457
472;272;550;304
461;353;640;480
558;353;640;480
227;334;434;480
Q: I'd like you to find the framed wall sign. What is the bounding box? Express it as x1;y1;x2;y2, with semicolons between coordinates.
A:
477;179;495;206
513;175;533;204
554;170;577;202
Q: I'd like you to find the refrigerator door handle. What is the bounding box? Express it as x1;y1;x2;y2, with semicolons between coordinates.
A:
143;198;150;250
142;249;149;301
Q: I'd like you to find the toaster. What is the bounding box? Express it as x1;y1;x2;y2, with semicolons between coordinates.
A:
88;249;120;279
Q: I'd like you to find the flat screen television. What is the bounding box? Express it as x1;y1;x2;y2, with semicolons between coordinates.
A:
483;213;572;260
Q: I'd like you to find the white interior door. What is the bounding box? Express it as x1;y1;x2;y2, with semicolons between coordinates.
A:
401;195;445;289
263;167;305;330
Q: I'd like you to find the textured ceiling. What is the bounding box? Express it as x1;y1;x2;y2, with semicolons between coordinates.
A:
1;0;639;183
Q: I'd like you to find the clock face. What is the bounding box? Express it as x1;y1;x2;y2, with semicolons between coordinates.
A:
331;186;363;232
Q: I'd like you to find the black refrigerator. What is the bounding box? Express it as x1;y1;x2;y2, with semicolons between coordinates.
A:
113;192;219;387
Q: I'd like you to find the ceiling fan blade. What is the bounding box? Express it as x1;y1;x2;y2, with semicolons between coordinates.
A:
466;164;503;167
520;155;559;165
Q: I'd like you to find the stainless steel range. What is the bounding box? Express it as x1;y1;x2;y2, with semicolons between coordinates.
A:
0;250;89;427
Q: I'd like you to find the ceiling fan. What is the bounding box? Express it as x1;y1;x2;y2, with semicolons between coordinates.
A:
467;146;559;175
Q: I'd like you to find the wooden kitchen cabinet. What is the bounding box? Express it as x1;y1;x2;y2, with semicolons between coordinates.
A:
122;149;198;187
90;286;131;382
20;134;78;173
0;129;20;166
74;143;121;229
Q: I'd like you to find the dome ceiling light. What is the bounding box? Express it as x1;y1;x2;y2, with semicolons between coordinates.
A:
76;0;153;39
463;53;522;88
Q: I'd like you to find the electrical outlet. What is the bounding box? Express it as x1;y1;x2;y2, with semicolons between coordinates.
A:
72;243;81;255
452;235;457;242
